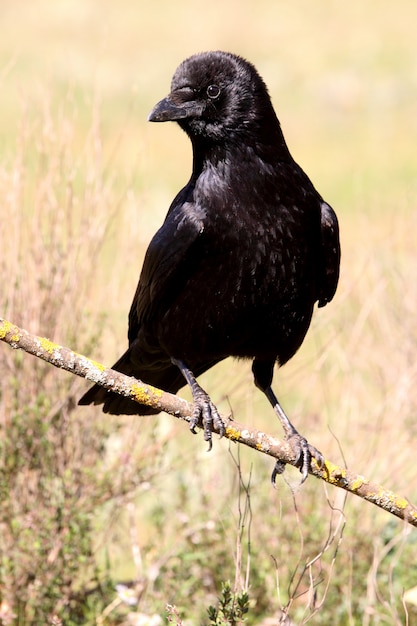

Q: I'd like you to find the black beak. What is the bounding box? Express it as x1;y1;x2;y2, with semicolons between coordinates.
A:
148;95;203;123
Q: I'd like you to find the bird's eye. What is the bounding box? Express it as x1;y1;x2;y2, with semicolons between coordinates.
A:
206;84;221;99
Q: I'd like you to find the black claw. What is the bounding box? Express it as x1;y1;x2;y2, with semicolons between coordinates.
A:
189;419;198;434
271;460;286;484
172;359;225;446
188;395;225;449
286;433;324;484
299;459;310;485
213;413;226;439
189;407;202;434
314;448;325;470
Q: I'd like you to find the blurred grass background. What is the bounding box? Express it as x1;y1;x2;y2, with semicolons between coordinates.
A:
0;0;417;624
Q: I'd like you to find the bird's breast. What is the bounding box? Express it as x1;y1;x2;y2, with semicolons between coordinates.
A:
158;205;317;363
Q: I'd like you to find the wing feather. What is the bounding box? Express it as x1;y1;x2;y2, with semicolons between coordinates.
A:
128;196;205;344
317;201;340;308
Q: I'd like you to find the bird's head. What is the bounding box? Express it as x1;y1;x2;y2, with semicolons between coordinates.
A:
148;51;280;146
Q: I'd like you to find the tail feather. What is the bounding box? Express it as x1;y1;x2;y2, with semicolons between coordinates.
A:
78;349;185;415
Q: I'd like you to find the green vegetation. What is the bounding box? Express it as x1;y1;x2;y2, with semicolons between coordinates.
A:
0;1;417;623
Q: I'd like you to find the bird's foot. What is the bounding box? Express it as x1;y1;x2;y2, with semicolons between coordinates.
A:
170;358;226;449
263;387;324;484
189;388;226;450
271;432;324;485
288;431;324;483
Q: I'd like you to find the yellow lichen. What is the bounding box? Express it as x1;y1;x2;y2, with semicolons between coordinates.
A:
0;320;10;339
394;496;409;510
0;320;20;342
131;382;163;405
88;359;106;372
225;426;241;441
74;353;107;371
351;476;367;491
322;460;347;483
38;337;60;354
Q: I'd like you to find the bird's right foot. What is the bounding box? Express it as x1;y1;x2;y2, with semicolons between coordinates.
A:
171;357;226;449
189;388;226;450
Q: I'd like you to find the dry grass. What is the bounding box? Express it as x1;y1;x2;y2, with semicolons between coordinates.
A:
0;1;417;623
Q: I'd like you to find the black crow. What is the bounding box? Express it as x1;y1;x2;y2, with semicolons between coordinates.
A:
79;51;340;482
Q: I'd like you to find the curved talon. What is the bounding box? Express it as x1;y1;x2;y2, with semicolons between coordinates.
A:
271;460;286;484
172;357;225;447
287;433;324;484
211;405;226;439
187;396;225;449
261;386;324;485
312;447;325;470
189;414;199;435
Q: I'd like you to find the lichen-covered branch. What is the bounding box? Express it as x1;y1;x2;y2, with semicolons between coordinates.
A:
1;316;416;527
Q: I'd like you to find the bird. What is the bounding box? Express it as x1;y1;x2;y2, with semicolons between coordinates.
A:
79;51;340;482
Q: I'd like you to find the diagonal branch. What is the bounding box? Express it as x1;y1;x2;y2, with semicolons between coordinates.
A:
1;316;416;528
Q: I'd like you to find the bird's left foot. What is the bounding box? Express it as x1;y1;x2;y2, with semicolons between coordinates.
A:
271;432;324;484
263;387;324;484
290;431;324;483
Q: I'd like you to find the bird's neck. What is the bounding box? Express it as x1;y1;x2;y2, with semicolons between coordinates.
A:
191;126;292;180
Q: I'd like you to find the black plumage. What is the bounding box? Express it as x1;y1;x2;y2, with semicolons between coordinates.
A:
79;51;340;481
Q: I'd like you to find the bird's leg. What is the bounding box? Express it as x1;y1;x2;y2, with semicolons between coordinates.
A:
264;386;324;484
171;358;226;449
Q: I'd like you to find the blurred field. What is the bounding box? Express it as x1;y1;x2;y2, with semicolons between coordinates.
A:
1;0;417;623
